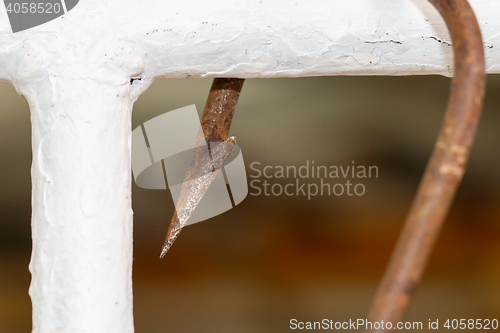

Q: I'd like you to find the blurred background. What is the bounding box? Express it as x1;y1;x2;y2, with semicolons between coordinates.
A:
1;75;500;332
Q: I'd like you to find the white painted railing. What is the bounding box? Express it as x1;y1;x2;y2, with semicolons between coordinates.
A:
0;0;498;332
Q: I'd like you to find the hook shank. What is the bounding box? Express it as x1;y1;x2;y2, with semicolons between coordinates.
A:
364;0;485;330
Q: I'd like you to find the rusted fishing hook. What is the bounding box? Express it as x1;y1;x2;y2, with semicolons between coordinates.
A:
364;0;485;330
160;78;244;258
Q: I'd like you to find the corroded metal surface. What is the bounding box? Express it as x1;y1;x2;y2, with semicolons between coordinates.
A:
160;78;245;258
364;0;486;330
200;78;245;143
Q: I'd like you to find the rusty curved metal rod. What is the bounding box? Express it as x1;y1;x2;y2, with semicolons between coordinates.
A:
364;0;486;330
160;78;245;258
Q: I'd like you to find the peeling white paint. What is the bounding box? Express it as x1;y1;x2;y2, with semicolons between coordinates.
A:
0;0;499;85
0;0;497;332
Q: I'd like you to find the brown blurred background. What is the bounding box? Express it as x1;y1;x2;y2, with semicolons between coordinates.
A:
1;76;500;332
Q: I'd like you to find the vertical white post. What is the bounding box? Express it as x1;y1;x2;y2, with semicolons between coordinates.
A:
26;65;135;332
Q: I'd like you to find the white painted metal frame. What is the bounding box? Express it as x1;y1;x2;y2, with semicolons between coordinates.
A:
0;0;498;332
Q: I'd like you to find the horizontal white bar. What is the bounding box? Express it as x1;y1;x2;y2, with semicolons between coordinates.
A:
0;0;498;84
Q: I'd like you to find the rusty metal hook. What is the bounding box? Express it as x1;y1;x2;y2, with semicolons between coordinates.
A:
364;0;486;330
160;6;486;331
